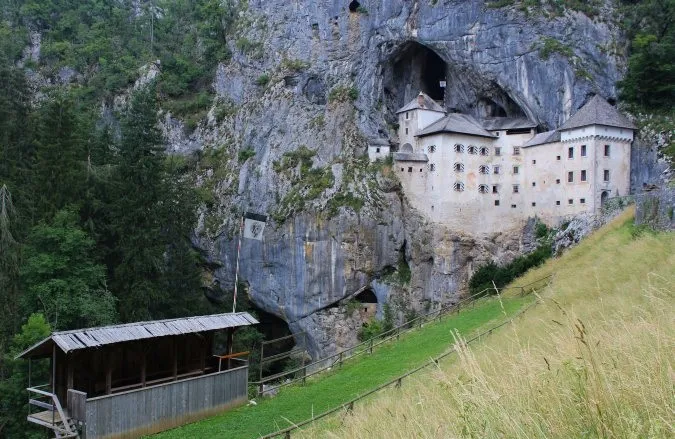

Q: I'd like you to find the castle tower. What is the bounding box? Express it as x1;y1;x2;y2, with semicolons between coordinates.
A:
396;92;445;152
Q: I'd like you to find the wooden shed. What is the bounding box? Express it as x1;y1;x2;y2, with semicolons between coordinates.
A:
17;312;258;439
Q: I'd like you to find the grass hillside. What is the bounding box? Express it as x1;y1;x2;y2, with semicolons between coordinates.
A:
153;285;534;437
299;208;675;438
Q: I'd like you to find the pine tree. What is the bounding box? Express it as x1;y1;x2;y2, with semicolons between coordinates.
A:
0;185;21;350
108;85;167;322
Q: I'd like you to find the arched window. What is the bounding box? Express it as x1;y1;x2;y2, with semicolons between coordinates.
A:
454;143;465;153
429;163;436;171
478;184;489;194
479;165;490;174
453;181;465;192
468;145;477;155
454;162;464;172
479;146;489;156
428;144;437;153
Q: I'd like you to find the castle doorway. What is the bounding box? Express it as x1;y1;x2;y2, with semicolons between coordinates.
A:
601;190;610;206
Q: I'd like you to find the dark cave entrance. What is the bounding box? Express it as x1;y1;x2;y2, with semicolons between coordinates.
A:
354;288;377;304
353;288;378;318
383;41;447;117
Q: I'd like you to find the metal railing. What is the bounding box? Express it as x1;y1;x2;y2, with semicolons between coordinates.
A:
258;279;550;439
251;275;552;396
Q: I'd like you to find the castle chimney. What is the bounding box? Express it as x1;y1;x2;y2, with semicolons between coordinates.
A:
417;92;425;108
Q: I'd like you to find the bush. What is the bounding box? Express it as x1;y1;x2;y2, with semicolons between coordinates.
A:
469;244;552;295
255;74;270;87
358;319;384;341
238;148;256;163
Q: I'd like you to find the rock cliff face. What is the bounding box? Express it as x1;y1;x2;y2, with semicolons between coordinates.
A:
183;0;626;358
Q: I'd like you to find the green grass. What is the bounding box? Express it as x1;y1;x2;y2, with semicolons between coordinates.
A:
152;295;531;438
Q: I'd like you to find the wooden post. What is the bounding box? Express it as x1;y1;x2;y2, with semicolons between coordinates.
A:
199;337;206;374
338;351;343;368
226;328;234;370
105;350;112;395
141;348;147;388
66;356;74;391
369;338;373;354
172;338;178;380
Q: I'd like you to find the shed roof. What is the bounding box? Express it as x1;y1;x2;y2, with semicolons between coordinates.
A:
480;117;537;131
18;312;258;359
523;130;561;148
559;95;636;131
417;113;497;139
396;92;445;114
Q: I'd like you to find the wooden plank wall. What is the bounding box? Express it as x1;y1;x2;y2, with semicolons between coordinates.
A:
84;366;248;439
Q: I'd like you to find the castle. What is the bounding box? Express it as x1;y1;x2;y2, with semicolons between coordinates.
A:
370;93;635;234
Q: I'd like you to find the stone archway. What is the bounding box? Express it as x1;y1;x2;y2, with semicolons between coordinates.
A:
601;190;610;206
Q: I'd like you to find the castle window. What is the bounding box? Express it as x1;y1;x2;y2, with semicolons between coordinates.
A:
604;169;610;181
581;145;587;156
580;198;586;204
453;181;465;192
495;147;501;156
532;202;536;207
494;165;501;174
401;167;404;172
454;162;464;172
568;171;574;183
513;146;521;155
479;146;489;156
513;166;519;174
511;204;517;208
495;131;501;136
568;147;574;159
495;200;500;206
568;199;573;204
532;181;536;187
532;159;536;164
556;178;561;184
604;145;611;157
408;167;413;173
513;184;519;193
405;128;409;135
492;185;499;194
479;165;490;174
556;155;561;161
405;112;409;120
428;144;436;153
419;168;423;172
429;163;436;171
376;147;380;153
478;184;489;194
454;143;465;153
556;200;561;205
581;170;587;181
468;145;477;155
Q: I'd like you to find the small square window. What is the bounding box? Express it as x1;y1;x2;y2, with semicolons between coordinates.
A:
581;145;587;157
494;165;500;175
556;155;561;161
568;199;573;205
532;182;536;187
532;159;537;164
580;198;586;204
603;169;610;181
556;200;561;206
513;146;521;155
513;185;519;193
400;167;404;172
408;167;412;173
492;185;499;194
568;147;574;159
513;166;519;174
568;171;574;183
494;200;500;206
405;128;409;135
531;202;536;207
495;147;501;156
419;168;423;172
511;204;517;208
581;170;587;181
556;178;561;184
376;147;380;153
604;145;610;157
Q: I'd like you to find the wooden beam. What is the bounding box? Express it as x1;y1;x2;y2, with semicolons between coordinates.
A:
172;338;178;381
105;350;112;395
66;355;74;391
226;328;234;370
141;348;147;388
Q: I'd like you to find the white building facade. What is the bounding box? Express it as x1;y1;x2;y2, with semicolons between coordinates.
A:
385;93;635;235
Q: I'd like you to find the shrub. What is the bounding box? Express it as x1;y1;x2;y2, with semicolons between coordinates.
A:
255;74;270;86
328;85;358;103
238;148;256;163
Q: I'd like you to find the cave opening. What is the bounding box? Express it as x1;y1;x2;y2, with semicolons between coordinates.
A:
354;288;378;303
349;1;360;12
383;41;447;118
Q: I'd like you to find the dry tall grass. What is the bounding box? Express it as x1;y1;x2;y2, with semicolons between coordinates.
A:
299;209;674;438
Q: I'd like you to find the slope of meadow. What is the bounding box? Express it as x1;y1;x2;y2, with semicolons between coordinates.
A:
300;208;674;438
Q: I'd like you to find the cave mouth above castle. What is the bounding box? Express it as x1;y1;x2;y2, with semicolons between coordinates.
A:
383;41;447;116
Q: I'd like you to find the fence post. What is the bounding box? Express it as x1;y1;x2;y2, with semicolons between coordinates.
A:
369;338;373;354
258;382;264;396
395;378;402;388
338;351;343;368
302;366;307;385
396;326;400;341
285;431;291;439
346;401;354;413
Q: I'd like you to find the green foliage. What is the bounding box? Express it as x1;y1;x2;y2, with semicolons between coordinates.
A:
469;245;552;295
358;319;385;341
281;58;309;72
238;147;256;163
343;299;362;315
535;221;550;239
0;313;51;439
256;73;270;87
236;37;263;58
20;208;117;330
537;38;574;61
328;85;359;103
397;252;412;284
325;192;364;215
